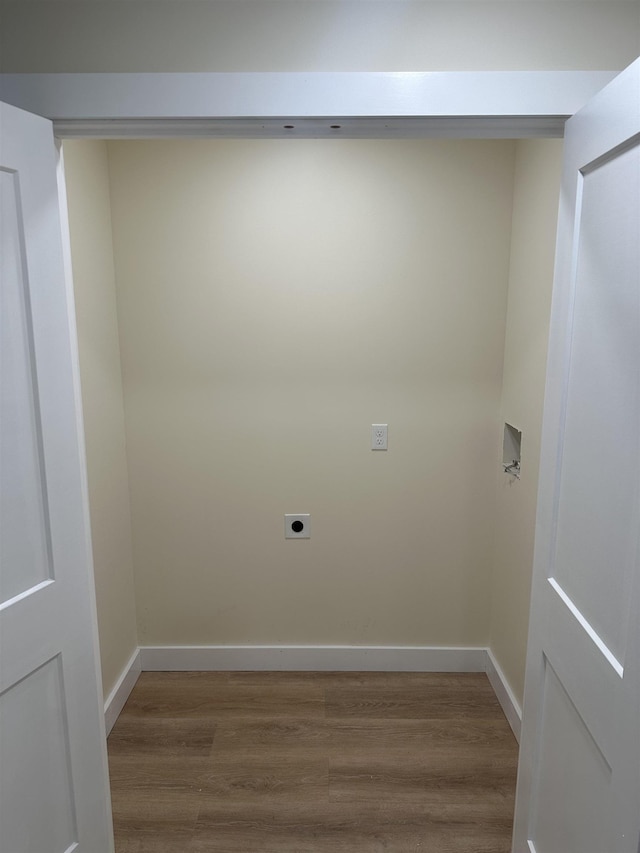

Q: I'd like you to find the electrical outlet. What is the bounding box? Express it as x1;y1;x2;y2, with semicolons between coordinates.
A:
371;424;388;450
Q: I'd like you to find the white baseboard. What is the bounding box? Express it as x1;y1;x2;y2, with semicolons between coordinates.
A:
104;648;141;735
106;645;521;741
485;648;522;742
139;644;487;673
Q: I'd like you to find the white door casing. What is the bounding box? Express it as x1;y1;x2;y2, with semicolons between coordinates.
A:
0;63;637;853
0;102;114;853
513;59;640;853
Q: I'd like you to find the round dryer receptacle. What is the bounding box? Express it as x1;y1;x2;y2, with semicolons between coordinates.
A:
284;514;311;539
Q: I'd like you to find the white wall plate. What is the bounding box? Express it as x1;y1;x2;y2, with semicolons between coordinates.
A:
285;514;311;539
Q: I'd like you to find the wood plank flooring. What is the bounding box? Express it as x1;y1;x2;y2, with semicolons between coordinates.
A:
107;672;518;853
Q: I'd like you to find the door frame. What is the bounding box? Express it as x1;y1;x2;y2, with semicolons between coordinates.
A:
0;66;623;849
0;66;598;713
0;66;614;714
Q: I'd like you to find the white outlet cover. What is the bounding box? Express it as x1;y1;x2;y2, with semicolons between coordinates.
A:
371;424;388;450
285;514;311;539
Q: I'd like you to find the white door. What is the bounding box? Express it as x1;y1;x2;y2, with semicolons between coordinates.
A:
0;102;114;852
513;59;640;853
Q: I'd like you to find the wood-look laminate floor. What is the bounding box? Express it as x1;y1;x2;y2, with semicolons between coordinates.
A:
107;672;518;853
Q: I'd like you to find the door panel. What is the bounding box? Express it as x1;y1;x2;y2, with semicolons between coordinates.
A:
0;657;77;853
0;168;53;604
513;59;640;853
0;102;114;852
552;141;639;664
530;660;611;853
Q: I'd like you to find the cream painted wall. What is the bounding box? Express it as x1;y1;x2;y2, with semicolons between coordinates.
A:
63;140;138;698
490;139;564;706
105;139;516;648
1;1;638;73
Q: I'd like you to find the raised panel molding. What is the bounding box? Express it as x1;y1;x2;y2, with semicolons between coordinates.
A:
0;656;78;852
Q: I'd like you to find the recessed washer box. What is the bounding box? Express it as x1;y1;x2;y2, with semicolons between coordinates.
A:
503;423;522;471
285;514;311;539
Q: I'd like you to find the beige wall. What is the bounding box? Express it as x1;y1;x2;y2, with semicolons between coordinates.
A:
1;1;638;73
106;138;516;648
63;140;138;698
65;136;564;701
490;139;564;706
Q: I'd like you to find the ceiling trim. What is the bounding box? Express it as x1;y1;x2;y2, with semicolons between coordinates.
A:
0;71;618;138
51;116;568;139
